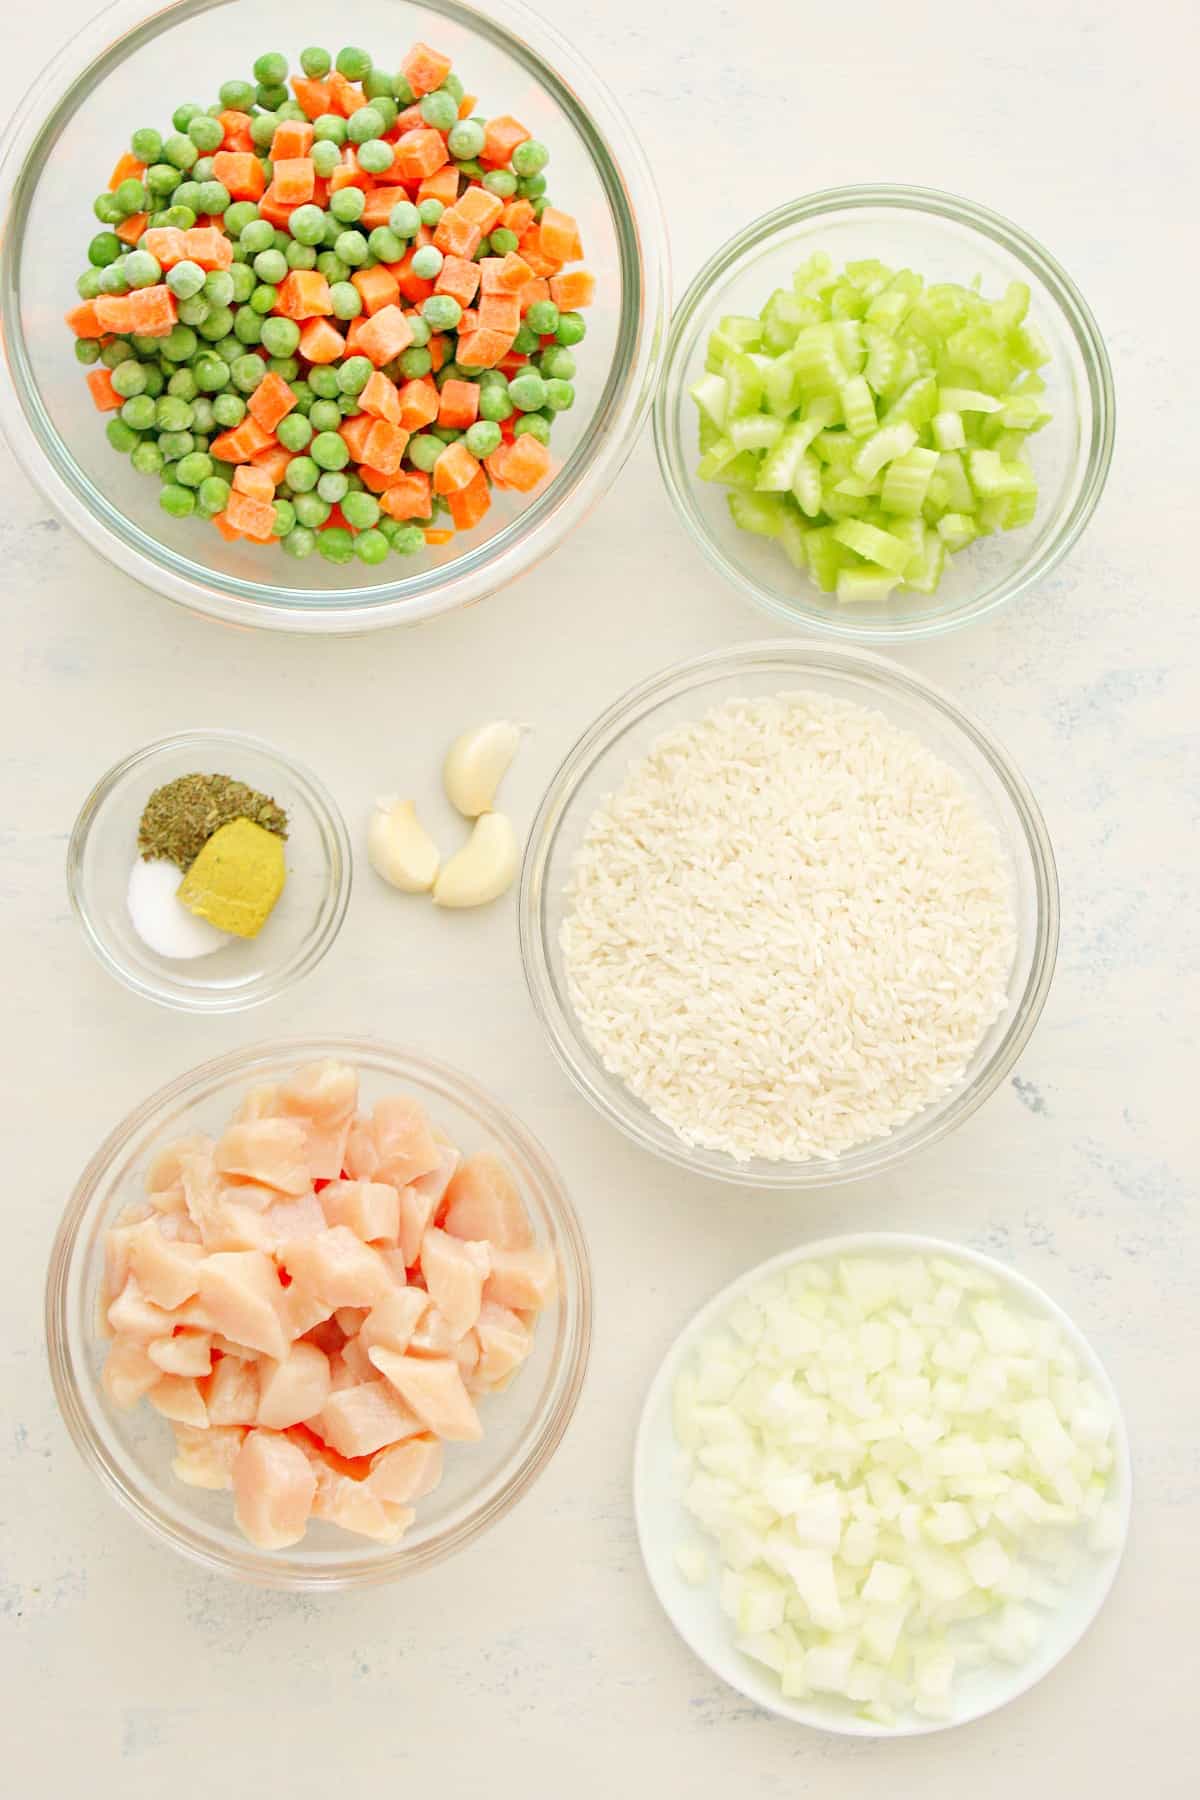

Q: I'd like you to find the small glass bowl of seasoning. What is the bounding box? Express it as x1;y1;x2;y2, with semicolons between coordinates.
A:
67;731;351;1013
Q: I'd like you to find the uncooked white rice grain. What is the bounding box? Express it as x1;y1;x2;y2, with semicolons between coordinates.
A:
560;692;1016;1162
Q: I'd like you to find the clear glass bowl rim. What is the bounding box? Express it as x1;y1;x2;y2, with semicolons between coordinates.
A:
46;1035;593;1588
0;0;669;634
65;728;353;1013
518;638;1060;1188
653;183;1115;643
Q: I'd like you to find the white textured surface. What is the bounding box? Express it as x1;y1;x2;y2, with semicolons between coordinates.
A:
2;1;1197;1793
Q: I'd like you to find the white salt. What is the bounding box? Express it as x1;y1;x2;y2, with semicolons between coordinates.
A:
127;858;232;961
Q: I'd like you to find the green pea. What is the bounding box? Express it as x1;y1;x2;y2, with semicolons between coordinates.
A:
338;393;361;417
245;285;275;319
308;398;342;433
159;324;197;363
109;360;147;399
315;525;354;562
335;230;368;267
100;339;134;368
199;270;232;308
482;169;517;199
250;112;278;150
419;91;457;132
112;176;146;217
171;103;201;132
155;393;193;430
212;391;246;426
512;139;549;178
509;370;547;412
411;247;444;284
406;432;442;472
316;252;350;285
478;384;514;423
423;296;461;333
393;521;428;554
88;231;123;268
330;354;369;397
346;105;385;145
187;112;224;152
330;187;365;224
309;430;348;470
163;259;203;301
191;476;229;517
363;226;400;264
431;425;462;445
308;365;341;399
313;112;347;145
463;420;502;458
74;338;102;365
292;491;330;527
142;367;165;398
335;45;372;79
76;268;104;300
327;280;360;320
282;524;317;557
508;323;536;357
241;218;276;254
159;428;195;459
104;417;140;453
275;412;313;453
544;378;574;412
129;440;164;476
300;46;332;77
373;95;400;131
174;450;212;488
351;527;387;565
131;126;163;161
398;346;433;378
317;469;348;502
358;66;392;99
162;133;198;172
416;198;444;228
288;203;326;247
227;266;254;306
517;173;547;201
121;250;159;290
193;353;231;391
195;181;229;215
473;235;492;261
540;344;576;380
218;79;256;111
98;260;130;295
556;311;586;347
257;318;297;359
285;454;318;492
225;353;261;394
265;497;294;537
167;368;198;401
159;204;196;230
195;304;233;341
405;314;431;349
233;307;263;345
489;228;519;257
311;139;341;179
118;394;154;431
191;158;215;184
254;81;287;111
514;412;553;445
339;489;379;529
187;396;213;432
289;378;314;412
267;356;300;382
357;138;394;175
252;248;288;285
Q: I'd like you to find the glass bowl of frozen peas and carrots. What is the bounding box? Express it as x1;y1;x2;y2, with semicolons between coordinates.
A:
46;1038;592;1588
67;729;351;1012
654;186;1114;641
0;0;667;633
519;640;1060;1190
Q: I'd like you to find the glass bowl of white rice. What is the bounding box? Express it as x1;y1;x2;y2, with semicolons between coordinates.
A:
519;641;1058;1188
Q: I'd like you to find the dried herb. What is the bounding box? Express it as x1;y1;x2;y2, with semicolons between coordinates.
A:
138;772;289;871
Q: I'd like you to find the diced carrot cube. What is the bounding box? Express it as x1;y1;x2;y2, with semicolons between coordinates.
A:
211;418;274;462
212;151;265;202
456;329;513;369
499;198;535;235
251;444;293;484
423;527;454;545
488;433;552;492
337;412;376;462
142;227;186;269
330;150;373;196
225;489;277;538
270;120;314;161
86;366;122;410
274;270;334;320
258;184;298;229
211;510;243;542
481;116;531;168
457;94;477;120
391;252;435;306
272;158;315;206
437;379;481;431
327;71;363;118
359;188;399;229
380;470;433;520
538;207;584;264
124;285;178;337
455;186;503;231
181;227;233;271
477;293;520;336
458;308;479;336
356;305;414;367
417;166;460;207
116;213;148;246
517;233;560;279
400;42;453;97
393;129;449;182
477;258;506;295
291;76;333;120
363;418;410;475
398;376;440;432
428;333;448;373
432;209;482;261
233;463;276;501
447;468;491;531
432;439;480;495
108;152;146;191
496;251;534;293
498;351;529;377
515;277;550;315
393;103;426;132
247;369;297;432
64;300;103;337
434;255;481;308
218;110;255;152
352;265;401;316
297;317;346;364
357;465;394;493
550;269;596;309
94;295;134;333
343;316;372;356
360;371;403;423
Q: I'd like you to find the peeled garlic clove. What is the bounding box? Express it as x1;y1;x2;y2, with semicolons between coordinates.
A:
367;798;440;894
443;720;521;819
432;812;519;909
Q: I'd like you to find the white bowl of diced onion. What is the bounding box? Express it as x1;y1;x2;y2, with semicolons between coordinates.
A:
633;1233;1130;1736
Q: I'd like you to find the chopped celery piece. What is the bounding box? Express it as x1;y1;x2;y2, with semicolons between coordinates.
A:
832;518;918;575
693;251;1052;605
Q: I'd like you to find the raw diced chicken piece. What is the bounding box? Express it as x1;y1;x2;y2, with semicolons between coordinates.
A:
413;1139;460;1210
368;1436;444;1504
484;1246;558;1313
211;1333;257;1359
442;1154;534;1250
397;1184;439;1267
107;1275;175;1344
102;1338;161;1409
148;1330;213;1377
359;1288;430;1357
128;1219;204;1308
334;1306;369;1336
157;1212;202;1244
204;1354;261;1426
343;1113;380;1181
302;1317;346;1358
420;1228;490;1336
313;1472;414;1542
326;1353;358;1393
338;1332;375;1384
196;1198;277;1254
179;1144;220;1234
257;1341;332;1430
279;1060;358;1179
368;1349;482;1442
171;1423;247;1490
286;1285;336;1340
474;1301;533;1387
372;1094;440;1188
103;1222;140;1310
146;1134;214;1196
147;1375;209;1428
453;1330;480;1381
148;1181;187;1216
235;1085;280;1122
232;1429;316;1549
406;1306;461;1358
263;1191;327;1246
196;1251;290;1361
378;1248;410;1287
320;1180;401;1245
280;1227;396;1310
315;1380;425;1458
214;1118;310;1196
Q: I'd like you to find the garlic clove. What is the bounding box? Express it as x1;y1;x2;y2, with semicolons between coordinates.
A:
442;720;521;819
432;812;519;909
367;797;440;894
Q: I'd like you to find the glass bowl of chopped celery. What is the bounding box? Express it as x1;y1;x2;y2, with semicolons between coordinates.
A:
67;729;351;1011
655;186;1114;640
0;0;666;633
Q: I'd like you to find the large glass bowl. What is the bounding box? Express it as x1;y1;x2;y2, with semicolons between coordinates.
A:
0;0;667;633
654;187;1114;641
46;1038;592;1588
519;641;1059;1188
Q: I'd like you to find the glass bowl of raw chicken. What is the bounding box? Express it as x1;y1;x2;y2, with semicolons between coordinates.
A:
46;1039;591;1588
